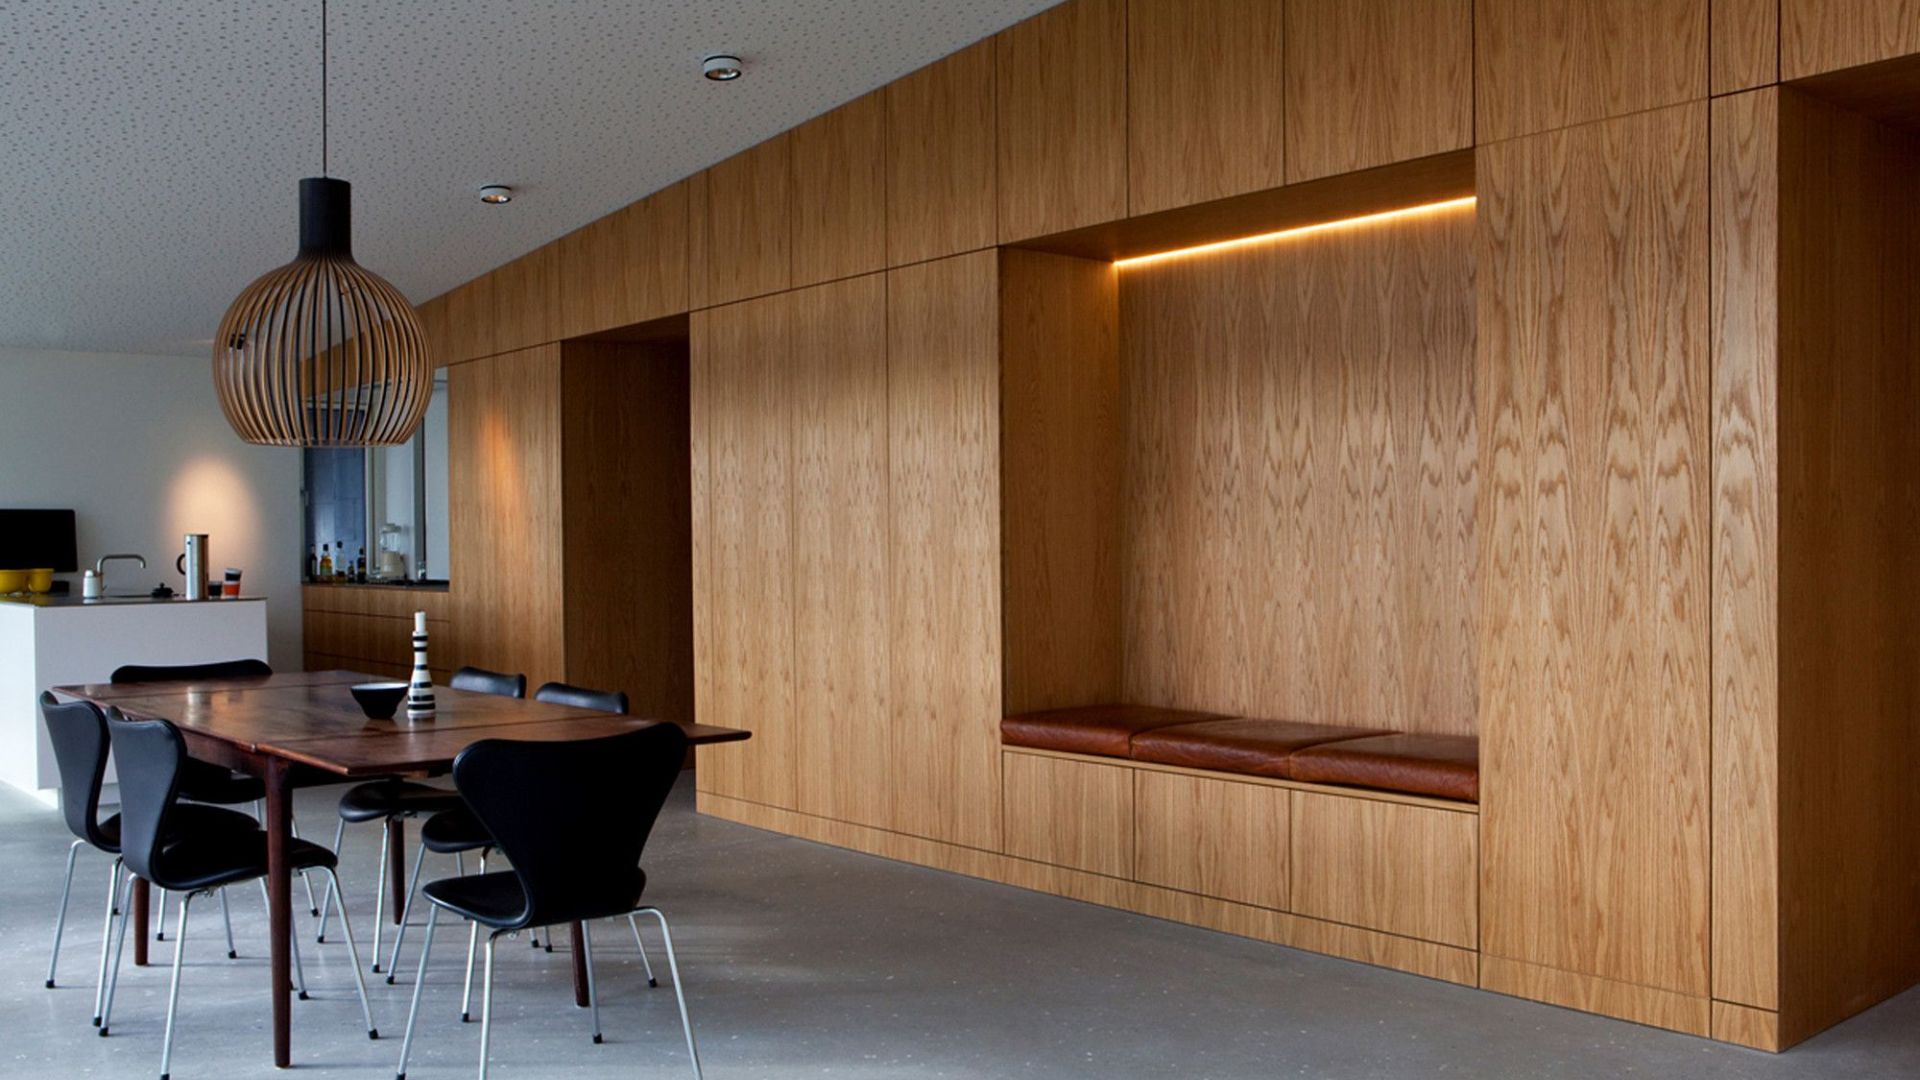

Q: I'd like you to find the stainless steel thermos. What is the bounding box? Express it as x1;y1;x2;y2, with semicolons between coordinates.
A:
176;533;210;600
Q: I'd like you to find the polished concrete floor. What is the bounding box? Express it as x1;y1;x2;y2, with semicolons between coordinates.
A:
1;781;1917;1080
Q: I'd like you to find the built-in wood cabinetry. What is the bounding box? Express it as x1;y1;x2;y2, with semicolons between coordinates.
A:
1003;751;1134;877
995;0;1128;241
885;41;997;266
554;181;690;339
791;93;889;287
1475;0;1707;142
1134;768;1289;911
1712;0;1780;93
697;135;794;306
1782;0;1920;79
302;584;453;681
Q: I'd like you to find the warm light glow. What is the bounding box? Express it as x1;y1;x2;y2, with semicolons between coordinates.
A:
1112;196;1478;269
168;455;261;557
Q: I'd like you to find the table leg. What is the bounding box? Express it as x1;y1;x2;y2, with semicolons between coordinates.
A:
571;922;589;1007
265;758;293;1069
388;819;407;925
131;878;150;967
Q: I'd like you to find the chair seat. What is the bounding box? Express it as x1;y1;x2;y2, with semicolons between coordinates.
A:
424;867;646;931
1001;704;1231;758
149;833;338;892
420;808;491;854
1128;717;1395;779
1288;734;1480;803
95;803;262;853
337;779;464;823
178;757;267;805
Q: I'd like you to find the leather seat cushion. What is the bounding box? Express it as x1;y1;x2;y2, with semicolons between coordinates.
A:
1001;705;1232;759
420;807;492;854
151;834;339;892
338;779;464;823
178;757;267;806
1129;718;1394;779
1288;733;1480;802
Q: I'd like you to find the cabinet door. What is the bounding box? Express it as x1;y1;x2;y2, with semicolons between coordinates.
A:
791;274;893;828
556;181;690;338
886;40;997;266
1128;0;1287;214
1003;751;1134;877
995;0;1127;241
702;137;793;306
1476;0;1707;143
887;252;1003;848
694;294;797;807
791;94;888;288
1134;769;1289;910
1284;0;1472;183
1291;791;1478;947
1783;0;1920;79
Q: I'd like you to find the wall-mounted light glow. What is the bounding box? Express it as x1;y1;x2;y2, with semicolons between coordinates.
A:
1112;196;1477;269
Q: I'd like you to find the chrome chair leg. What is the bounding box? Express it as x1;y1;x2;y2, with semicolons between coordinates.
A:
158;891;196;1080
384;841;430;982
582;920;603;1044
371;821;391;971
46;839;82;988
316;817;346;942
395;903;440;1080
155;885;168;941
219;888;237;958
316;867;379;1039
638;907;703;1080
98;870;135;1036
627;913;660;987
291;815;320;916
479;933;497;1080
92;858;122;1025
460;853;485;1023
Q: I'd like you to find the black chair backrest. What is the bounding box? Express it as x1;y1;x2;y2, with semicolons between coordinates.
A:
453;723;687;927
532;681;628;714
41;692;116;850
101;708;187;886
450;666;527;699
110;659;272;684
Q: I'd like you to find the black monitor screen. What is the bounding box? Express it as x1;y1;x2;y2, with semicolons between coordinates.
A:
0;509;78;572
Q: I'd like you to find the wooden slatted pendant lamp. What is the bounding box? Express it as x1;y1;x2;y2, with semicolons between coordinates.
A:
213;0;431;446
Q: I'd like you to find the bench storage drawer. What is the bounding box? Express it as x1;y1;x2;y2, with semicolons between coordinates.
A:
1133;769;1290;910
1002;751;1135;877
1290;791;1478;948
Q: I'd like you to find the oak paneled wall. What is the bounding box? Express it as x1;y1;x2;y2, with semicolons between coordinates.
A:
790;274;893;830
1709;87;1780;1016
1126;0;1287;215
1783;0;1920;79
1118;201;1478;734
1476;102;1711;999
555;181;690;339
1475;0;1708;142
1774;88;1920;1045
1711;0;1779;94
447;345;567;687
888;252;1004;850
1284;0;1473;183
999;249;1123;715
698;135;794;307
995;0;1128;242
791;92;888;287
886;40;998;267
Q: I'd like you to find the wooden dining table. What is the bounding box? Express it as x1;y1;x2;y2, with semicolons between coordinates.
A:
53;670;749;1069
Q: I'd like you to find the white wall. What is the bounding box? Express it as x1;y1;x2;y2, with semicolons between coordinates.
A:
0;346;303;667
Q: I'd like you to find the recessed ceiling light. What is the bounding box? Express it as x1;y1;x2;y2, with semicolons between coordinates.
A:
702;54;743;81
479;185;513;204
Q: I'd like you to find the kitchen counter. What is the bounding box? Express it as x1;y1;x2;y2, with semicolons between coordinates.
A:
0;593;265;608
303;579;450;592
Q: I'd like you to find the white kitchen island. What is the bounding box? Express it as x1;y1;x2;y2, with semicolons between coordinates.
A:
0;594;268;803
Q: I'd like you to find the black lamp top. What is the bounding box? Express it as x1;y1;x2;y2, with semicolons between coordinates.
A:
298;177;353;258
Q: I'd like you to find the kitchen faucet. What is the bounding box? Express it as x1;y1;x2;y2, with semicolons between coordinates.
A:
95;553;146;593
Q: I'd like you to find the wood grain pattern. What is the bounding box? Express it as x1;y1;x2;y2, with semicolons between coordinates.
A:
790;92;888;288
1002;750;1134;877
1284;0;1472;184
703;136;793;306
1126;0;1287;214
1774;88;1920;1046
1013;743;1483;815
688;308;716;749
1709;87;1780;1013
1480;956;1712;1036
1132;767;1289;910
1290;790;1478;948
442;274;498;365
696;294;797;807
302;583;451;621
998;249;1122;714
416;294;453;369
556;181;690;338
488;242;560;356
887;252;1003;850
686;173;710;310
561;340;694;726
1119;199;1478;733
1711;0;1779;94
1712;1000;1782;1051
447;346;567;686
995;0;1128;242
1475;0;1708;143
1782;0;1920;79
1476;102;1711;997
790;274;893;830
885;40;997;266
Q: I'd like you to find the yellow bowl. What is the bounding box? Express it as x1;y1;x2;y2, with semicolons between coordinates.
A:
26;568;55;593
0;570;26;593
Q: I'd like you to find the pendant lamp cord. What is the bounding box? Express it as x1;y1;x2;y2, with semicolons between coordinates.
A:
320;0;329;177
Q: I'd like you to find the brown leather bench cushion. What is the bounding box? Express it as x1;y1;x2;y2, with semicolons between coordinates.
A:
1289;734;1480;803
1001;705;1231;758
1129;718;1394;779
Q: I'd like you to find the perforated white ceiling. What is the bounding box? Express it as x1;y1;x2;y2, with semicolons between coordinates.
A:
0;0;1055;357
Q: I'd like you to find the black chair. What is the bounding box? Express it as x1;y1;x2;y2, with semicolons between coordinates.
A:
39;694;257;1026
99;709;377;1079
531;681;627;714
395;724;699;1080
449;667;527;699
315;668;528;969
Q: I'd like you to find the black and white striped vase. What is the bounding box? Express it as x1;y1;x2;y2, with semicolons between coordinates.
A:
407;610;436;721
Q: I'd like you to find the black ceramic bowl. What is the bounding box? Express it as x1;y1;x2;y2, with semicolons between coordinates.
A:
350;682;409;720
